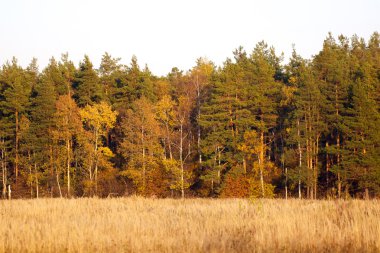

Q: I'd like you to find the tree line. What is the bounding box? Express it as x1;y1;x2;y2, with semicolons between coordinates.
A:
0;32;379;199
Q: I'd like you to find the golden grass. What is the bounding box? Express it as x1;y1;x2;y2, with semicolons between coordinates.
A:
0;197;379;253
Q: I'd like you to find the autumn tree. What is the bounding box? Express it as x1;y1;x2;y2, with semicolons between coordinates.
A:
120;97;163;196
156;95;176;160
0;32;378;199
80;101;117;195
53;95;82;197
239;130;276;197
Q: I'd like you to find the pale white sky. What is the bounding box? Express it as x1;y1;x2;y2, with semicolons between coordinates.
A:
0;0;379;76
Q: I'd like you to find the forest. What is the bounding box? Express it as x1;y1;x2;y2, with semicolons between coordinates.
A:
0;32;379;199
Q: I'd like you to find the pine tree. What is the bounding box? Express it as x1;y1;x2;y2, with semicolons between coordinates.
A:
199;55;247;195
58;53;76;96
28;64;57;197
125;56;156;102
0;58;32;181
99;52;122;103
343;79;380;198
314;33;351;198
73;55;103;107
342;36;380;198
246;41;281;198
43;58;67;96
189;58;215;169
200;43;281;197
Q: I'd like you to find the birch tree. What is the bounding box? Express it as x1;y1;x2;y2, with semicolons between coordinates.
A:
80;101;117;195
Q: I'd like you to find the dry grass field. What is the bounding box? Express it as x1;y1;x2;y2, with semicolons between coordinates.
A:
0;197;379;253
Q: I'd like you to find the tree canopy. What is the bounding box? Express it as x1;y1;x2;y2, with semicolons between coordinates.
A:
0;32;379;199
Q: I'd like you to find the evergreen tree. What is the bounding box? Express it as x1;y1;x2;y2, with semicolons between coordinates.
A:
0;32;378;199
0;58;32;180
314;34;351;198
43;58;67;96
58;53;76;96
73;55;103;107
245;41;281;198
343;64;380;198
28;65;57;196
343;40;380;198
99;52;122;103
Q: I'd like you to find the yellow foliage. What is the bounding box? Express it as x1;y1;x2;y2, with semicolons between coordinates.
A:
98;147;114;158
238;130;261;155
249;179;275;198
155;95;176;125
288;76;298;86
280;85;297;106
162;159;191;191
80;101;117;135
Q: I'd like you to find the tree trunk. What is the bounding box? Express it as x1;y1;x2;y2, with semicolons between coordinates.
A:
306;137;310;199
94;129;99;196
28;150;32;198
35;162;39;199
326;141;330;196
285;167;288;200
56;172;62;198
7;184;11;200
314;135;319;199
50;146;54;175
217;147;221;184
196;74;202;167
363;146;369;200
165;123;173;160
335;82;342;199
141;126;146;196
364;165;369;200
306;107;312;199
179;121;184;199
2;139;6;199
67;139;71;197
297;119;302;199
15;110;19;180
50;145;54;196
259;131;265;198
337;134;341;199
212;149;217;195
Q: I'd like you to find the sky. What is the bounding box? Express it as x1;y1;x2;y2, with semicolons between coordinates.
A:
0;0;379;76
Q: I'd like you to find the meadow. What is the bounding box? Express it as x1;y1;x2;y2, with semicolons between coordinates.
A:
0;197;379;252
